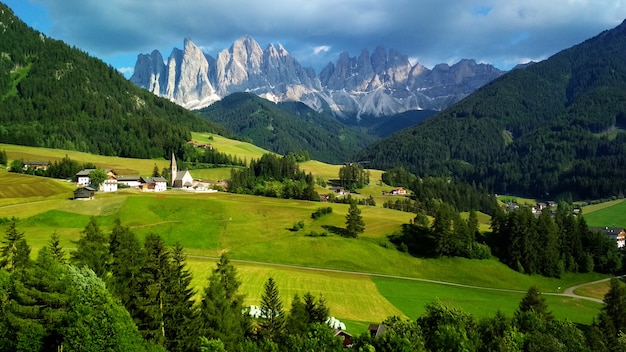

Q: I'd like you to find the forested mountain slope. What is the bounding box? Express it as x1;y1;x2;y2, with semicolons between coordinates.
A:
356;19;626;200
197;92;377;164
0;4;228;159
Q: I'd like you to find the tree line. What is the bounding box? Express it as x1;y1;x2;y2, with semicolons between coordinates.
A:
228;153;319;201
0;219;338;351
489;206;624;277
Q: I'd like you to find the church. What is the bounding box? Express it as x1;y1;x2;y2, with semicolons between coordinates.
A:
169;153;193;188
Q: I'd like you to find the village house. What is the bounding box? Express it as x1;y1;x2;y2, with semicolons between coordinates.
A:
22;160;49;171
140;176;168;192
187;140;213;149
116;175;142;188
329;186;346;195
75;169;116;190
390;187;407;195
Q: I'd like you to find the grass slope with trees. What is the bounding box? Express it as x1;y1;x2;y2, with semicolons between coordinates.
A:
196;92;378;164
356;19;626;201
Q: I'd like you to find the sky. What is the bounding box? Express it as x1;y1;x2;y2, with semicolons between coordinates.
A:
4;0;626;78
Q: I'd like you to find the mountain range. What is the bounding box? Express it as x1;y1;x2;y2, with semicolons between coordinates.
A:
130;36;504;119
356;19;626;200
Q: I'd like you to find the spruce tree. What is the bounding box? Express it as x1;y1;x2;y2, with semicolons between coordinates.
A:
345;202;365;238
108;219;145;321
195;253;249;351
164;243;196;352
0;220;24;271
259;277;285;341
47;231;66;263
286;294;308;336
71;216;110;278
136;233;171;346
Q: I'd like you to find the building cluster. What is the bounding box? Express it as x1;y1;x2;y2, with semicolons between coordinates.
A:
72;154;224;200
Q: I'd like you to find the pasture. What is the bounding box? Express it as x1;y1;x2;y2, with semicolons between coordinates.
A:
582;199;626;228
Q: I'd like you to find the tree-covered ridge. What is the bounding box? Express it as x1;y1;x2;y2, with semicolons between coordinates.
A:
356;20;626;200
196;92;377;164
0;4;229;159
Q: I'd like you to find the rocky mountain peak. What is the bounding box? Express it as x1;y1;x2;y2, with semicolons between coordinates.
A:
132;36;504;116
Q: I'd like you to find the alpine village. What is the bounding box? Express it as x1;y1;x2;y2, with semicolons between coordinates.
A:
1;2;626;351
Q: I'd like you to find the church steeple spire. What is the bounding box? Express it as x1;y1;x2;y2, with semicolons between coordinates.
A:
170;152;177;187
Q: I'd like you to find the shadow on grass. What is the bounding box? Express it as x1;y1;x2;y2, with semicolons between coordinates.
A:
322;225;349;237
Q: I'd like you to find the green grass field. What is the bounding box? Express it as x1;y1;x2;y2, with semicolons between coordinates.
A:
582;199;626;228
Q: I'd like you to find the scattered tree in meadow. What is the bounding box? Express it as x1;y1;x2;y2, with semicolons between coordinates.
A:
47;231;66;264
345;202;365;238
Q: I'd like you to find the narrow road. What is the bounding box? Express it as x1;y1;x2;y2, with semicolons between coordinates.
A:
187;255;609;303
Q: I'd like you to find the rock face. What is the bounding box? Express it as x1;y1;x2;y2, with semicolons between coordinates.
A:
131;36;504;118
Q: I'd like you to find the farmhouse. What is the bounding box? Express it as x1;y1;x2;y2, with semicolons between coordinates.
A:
140;177;167;192
22;160;49;171
116;175;142;188
329;186;346;195
75;169;115;186
391;187;407;195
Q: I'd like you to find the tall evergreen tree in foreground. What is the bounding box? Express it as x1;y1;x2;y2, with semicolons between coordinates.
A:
71;216;109;278
195;253;250;351
259;277;285;342
108;219;146;322
0;221;25;271
164;243;196;352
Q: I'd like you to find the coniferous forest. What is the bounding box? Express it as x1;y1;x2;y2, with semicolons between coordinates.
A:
356;20;626;201
2;219;626;352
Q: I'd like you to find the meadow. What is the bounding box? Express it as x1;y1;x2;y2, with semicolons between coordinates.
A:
0;143;613;333
582;198;626;228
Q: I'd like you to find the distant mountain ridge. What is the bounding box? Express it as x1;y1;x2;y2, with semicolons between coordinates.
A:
131;36;504;118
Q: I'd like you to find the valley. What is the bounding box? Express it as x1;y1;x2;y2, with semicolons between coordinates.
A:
0;142;617;332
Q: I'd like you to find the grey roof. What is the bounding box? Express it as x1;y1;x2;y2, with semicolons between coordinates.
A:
174;170;190;181
152;177;167;182
117;175;141;181
76;169;97;176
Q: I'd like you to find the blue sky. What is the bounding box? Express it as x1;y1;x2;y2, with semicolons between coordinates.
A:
4;0;626;78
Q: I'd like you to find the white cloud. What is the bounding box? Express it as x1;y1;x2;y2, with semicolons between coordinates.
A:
313;45;331;55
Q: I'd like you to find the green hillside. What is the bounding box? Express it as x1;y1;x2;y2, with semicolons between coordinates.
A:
196;92;377;164
356;20;626;200
0;4;229;159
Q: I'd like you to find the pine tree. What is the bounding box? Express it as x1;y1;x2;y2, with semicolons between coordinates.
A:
345;202;365;238
0;220;25;271
164;243;196;352
259;277;285;341
108;219;145;321
152;163;161;177
195;253;249;351
286;294;308;336
71;216;109;278
47;231;66;263
136;233;171;346
602;278;626;334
